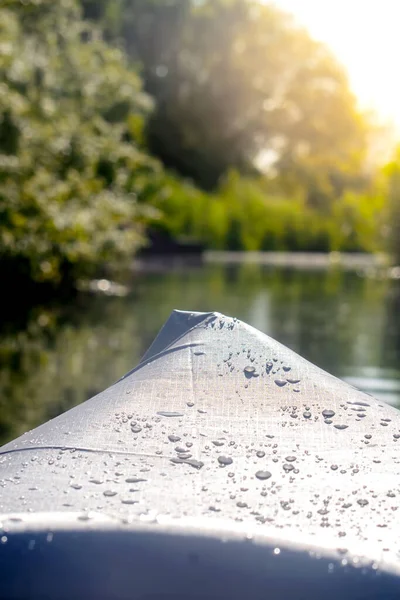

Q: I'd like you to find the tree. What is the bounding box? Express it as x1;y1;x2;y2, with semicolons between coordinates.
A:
383;147;400;264
82;0;370;198
0;0;161;284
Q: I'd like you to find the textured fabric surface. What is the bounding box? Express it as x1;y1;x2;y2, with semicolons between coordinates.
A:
0;310;399;574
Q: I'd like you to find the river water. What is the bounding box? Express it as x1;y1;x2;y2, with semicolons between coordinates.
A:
1;260;400;445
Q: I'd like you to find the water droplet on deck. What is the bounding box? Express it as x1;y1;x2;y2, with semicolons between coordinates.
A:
244;366;256;378
322;410;335;419
78;513;93;522
157;411;184;418
334;424;348;430
255;470;272;480
170;457;204;470
218;456;233;466
357;499;369;507
274;379;287;387
168;435;181;443
177;452;192;459
103;490;118;497
283;463;294;472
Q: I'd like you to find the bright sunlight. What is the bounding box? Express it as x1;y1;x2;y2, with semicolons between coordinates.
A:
273;0;400;129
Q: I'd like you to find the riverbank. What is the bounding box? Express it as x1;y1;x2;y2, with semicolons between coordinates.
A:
205;251;389;270
133;251;390;274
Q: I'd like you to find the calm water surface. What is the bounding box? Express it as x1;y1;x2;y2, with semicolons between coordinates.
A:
1;262;400;445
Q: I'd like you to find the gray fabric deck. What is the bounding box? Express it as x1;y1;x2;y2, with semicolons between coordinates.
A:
0;310;399;598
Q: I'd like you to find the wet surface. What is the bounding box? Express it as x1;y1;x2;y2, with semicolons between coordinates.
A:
1;263;400;445
0;310;400;573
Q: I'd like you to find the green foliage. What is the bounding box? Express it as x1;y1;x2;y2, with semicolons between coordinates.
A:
0;0;395;291
78;0;385;256
83;0;370;196
149;169;385;253
0;0;161;283
382;147;400;263
330;189;385;253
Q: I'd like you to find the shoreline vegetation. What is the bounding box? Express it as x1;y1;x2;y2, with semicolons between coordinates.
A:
131;251;400;285
2;0;400;291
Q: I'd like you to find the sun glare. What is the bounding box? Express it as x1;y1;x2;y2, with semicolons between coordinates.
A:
270;0;400;131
